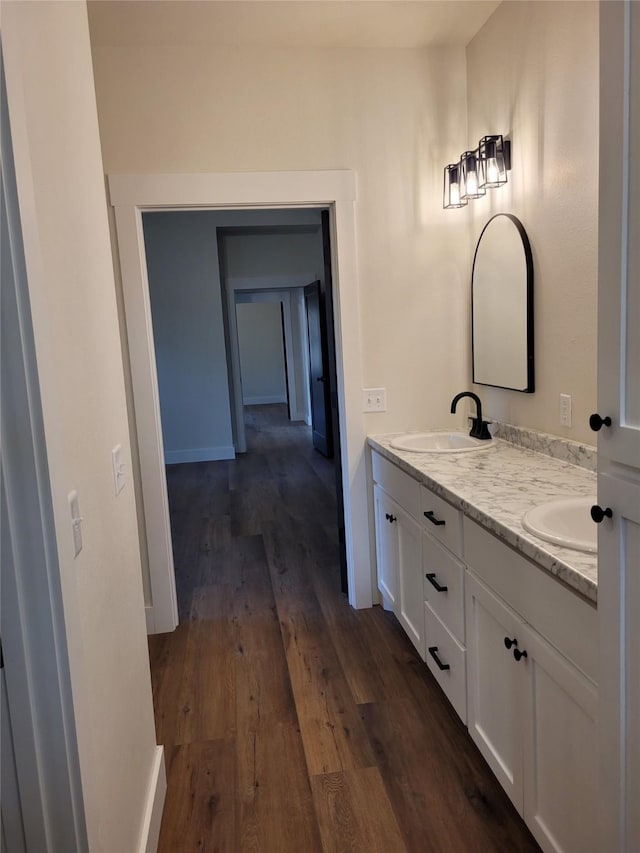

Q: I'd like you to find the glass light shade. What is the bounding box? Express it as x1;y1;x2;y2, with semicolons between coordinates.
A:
443;163;467;209
478;135;510;189
461;150;485;200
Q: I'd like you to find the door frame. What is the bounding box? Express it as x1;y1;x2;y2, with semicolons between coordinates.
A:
109;170;372;631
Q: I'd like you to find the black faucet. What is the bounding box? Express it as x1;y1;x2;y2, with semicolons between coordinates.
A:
450;391;492;440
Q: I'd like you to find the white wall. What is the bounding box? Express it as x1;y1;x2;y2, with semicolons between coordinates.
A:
223;230;323;280
236;301;287;404
89;1;599;451
220;226;324;421
465;0;599;444
2;2;160;850
89;38;470;434
143;211;235;463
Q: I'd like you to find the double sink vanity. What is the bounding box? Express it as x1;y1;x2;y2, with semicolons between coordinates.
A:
368;404;599;853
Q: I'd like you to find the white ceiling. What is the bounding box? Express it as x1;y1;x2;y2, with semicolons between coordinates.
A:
88;0;502;49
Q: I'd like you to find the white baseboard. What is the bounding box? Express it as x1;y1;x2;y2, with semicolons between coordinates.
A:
243;395;287;405
137;745;166;853
164;446;235;464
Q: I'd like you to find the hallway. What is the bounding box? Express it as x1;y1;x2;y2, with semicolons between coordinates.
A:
148;405;539;852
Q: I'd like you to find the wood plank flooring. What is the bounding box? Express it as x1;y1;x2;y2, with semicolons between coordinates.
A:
149;404;540;852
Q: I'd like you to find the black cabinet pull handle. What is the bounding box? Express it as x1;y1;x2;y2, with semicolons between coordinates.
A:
513;648;528;662
425;573;448;593
428;646;450;671
504;637;518;650
589;413;612;431
385;512;397;523
424;510;446;527
591;505;613;523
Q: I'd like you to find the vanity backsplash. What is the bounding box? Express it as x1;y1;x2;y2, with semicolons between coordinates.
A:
490;421;597;472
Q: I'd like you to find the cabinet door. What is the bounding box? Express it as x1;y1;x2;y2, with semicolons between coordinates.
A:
396;506;423;658
598;0;640;471
373;484;398;610
599;5;640;844
521;625;598;853
465;572;524;809
598;474;640;851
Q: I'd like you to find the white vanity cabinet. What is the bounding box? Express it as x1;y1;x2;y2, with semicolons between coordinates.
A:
421;486;467;723
464;518;598;853
370;445;600;851
371;453;424;657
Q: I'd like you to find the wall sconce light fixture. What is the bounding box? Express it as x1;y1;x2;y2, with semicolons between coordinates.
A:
443;135;511;209
443;163;466;208
461;150;485;200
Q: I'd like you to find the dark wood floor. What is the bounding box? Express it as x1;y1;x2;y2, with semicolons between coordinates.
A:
148;404;539;852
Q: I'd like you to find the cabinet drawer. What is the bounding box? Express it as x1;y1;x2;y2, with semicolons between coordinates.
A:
423;532;465;643
371;452;420;519
419;486;462;557
425;603;467;724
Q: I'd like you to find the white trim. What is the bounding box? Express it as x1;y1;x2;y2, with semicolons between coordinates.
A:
108;170;372;615
144;606;155;635
243;395;288;406
137;745;166;853
113;204;179;634
164;446;235;465
109;170;356;207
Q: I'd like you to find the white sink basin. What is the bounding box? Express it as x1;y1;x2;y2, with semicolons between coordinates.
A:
522;496;597;553
390;431;494;453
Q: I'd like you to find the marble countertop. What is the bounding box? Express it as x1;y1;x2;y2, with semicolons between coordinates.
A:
368;433;598;604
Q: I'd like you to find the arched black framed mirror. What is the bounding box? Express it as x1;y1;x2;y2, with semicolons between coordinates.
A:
471;213;534;392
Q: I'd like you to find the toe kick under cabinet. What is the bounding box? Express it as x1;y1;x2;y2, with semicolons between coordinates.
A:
370;449;599;853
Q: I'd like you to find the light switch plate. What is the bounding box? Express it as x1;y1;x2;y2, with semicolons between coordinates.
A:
363;387;387;412
560;393;572;427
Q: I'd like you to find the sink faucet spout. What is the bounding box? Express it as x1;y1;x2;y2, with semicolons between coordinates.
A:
450;391;492;440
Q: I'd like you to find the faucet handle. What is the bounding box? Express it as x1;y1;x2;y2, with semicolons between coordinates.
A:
468;416;493;440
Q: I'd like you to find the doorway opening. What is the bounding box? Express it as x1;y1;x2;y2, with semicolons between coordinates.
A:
141;207;348;612
109;169;371;634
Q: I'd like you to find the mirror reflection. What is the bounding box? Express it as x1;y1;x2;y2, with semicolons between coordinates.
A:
471;213;534;393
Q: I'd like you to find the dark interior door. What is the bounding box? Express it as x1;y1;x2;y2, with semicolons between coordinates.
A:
280;302;291;421
319;211;348;594
304;280;332;457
